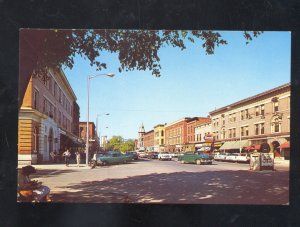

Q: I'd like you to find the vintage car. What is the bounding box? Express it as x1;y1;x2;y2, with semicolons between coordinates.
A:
91;151;133;166
158;152;172;161
235;153;250;163
137;151;147;158
225;153;240;162
214;152;229;161
170;152;180;158
146;152;159;159
124;151;139;160
178;152;213;165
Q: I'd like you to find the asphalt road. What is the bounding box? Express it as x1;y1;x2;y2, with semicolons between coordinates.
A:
31;158;289;204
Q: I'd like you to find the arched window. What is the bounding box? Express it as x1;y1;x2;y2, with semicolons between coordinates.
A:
271;116;281;133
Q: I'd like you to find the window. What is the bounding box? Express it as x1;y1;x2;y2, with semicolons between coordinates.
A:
274;101;279;112
43;98;46;113
233;128;236;138
228;129;232;138
233;113;236;122
260;123;265;134
261;104;265;115
255;106;259;116
241;110;244;120
245;109;249;119
255;124;259;135
161;131;164;136
33;90;39;110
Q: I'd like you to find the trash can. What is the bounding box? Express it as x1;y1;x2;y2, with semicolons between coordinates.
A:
250;153;260;171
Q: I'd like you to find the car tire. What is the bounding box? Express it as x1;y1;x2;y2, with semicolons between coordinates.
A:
101;161;108;166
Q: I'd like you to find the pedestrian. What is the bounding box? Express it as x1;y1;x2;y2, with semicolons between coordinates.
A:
50;151;55;163
62;148;71;166
75;151;81;167
18;165;51;202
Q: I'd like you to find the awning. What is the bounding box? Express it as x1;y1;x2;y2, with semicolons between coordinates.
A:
231;140;249;149
252;144;261;150
279;142;290;149
219;141;236;150
213;142;223;148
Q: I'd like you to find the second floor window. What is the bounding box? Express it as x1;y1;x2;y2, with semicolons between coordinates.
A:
274;101;279;112
33;90;38;110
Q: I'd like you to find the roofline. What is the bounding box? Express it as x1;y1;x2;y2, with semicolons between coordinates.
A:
209;83;290;115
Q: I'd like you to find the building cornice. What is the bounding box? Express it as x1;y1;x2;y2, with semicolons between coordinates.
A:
209;83;290;116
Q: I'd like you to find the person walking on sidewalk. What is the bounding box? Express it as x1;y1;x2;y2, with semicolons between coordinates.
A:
75;151;81;167
62;148;71;166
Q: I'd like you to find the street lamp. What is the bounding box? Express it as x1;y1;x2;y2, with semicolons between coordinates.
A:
86;73;114;166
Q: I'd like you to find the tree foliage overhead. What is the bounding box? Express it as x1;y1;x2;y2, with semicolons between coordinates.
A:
19;29;262;106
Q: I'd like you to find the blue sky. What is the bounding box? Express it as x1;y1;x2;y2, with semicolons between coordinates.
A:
63;31;291;140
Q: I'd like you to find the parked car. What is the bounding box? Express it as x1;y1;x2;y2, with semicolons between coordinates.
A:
170;152;179;158
158;152;172;161
91;151;133;166
125;151;139;160
235;153;250;163
214;152;229;161
225;153;240;162
146;152;159;159
178;152;213;165
137;151;147;158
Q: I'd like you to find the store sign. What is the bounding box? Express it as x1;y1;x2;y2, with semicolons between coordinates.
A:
260;153;274;167
204;135;214;143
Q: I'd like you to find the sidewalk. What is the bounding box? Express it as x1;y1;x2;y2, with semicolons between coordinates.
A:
18;163;92;170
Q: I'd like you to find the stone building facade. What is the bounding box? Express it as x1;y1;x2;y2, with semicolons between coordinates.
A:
153;124;166;152
18;67;80;164
209;83;290;156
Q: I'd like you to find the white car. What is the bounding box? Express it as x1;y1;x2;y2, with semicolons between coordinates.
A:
214;152;229;161
236;153;250;163
225;153;239;162
137;151;147;158
158;152;172;161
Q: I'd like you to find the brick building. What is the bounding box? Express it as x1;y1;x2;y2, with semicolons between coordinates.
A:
18;67;81;164
186;117;211;151
164;117;190;153
79;122;100;153
210;83;290;159
143;130;154;152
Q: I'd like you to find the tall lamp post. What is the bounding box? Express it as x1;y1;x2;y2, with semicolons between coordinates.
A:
96;113;109;149
86;73;114;166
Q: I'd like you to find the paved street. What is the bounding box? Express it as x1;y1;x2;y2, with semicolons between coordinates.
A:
26;159;289;204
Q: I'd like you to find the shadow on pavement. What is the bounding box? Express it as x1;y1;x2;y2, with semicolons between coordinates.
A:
51;170;289;204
